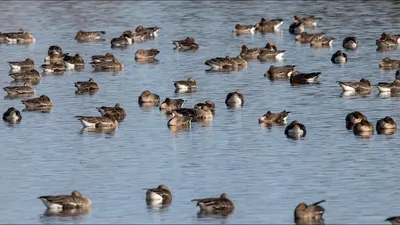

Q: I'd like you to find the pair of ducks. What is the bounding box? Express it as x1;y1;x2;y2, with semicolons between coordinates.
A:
166;100;215;127
111;25;160;47
90;52;124;71
346;111;397;136
0;28;35;44
264;64;321;85
75;103;126;129
257;110;306;139
338;78;400;95
240;43;286;61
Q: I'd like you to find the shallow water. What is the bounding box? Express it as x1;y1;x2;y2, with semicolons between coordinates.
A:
1;0;400;224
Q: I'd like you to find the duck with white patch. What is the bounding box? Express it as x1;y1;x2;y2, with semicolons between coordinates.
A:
259;110;290;124
342;36;358;50
204;56;238;70
167;111;192;127
285;120;306;138
8;58;35;71
38;190;92;211
265;65;296;80
295;32;325;44
288;21;304;35
63;54;85;69
91;53;115;64
337;78;372;93
232;24;255;35
144;184;172;205
172;37;199;51
75;113;119;128
2;107;22;123
225;90;244;107
6;32;35;44
294;200;325;222
289;71;320;85
293;15;321;27
255;18;283;32
331;50;348;64
191;193;235;213
310;35;336;48
174;77;196;91
41;62;66;74
374;80;400;93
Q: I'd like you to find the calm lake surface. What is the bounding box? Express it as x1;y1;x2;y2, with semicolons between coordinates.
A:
1;0;400;224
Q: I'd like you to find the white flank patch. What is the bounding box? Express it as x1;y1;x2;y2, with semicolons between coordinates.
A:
339;83;355;92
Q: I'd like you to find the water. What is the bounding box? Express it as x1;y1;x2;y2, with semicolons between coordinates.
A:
0;0;400;224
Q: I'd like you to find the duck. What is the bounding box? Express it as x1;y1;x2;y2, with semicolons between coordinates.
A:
110;35;130;47
135;25;161;37
47;45;63;56
285;120;306;138
138;90;160;104
331;50;348;64
91;53;115;63
240;45;263;58
259;110;290;124
174;77;196;91
160;98;185;111
175;105;214;122
386;216;400;225
135;49;160;60
225;90;244;107
2;107;22;123
233;55;248;68
293;15;321;27
232;24;255;34
38;190;92;211
45;53;69;63
191;193;235;213
75;113;119;128
345;111;368;130
376;116;397;134
294;200;325;221
6;32;35;44
194;100;216;113
97;103;126;121
204;56;238;70
121;30;145;43
74;78;99;91
342;36;358;50
92;59;124;70
290;71;320;85
144;185;172;204
9;69;41;82
353;119;374;135
21;95;53;110
172;37;199;50
8;58;35;71
310;35;335;48
255;18;283;32
375;80;400;93
379;57;400;69
0;28;25;43
257;43;286;60
265;65;296;80
289;21;304;35
75;30;106;42
295;32;325;44
376;33;399;49
167;111;192;127
63;54;85;68
3;82;35;96
337;78;372;93
41;62;66;74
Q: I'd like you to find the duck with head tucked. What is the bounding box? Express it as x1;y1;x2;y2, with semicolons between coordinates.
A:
91;53;115;64
353;119;374;136
294;200;325;222
205;56;238;71
342;36;358;50
3;107;22;123
63;54;85;69
225;90;244;107
75;30;106;42
379;57;400;69
175;105;214;122
160;98;186;112
75;113;119;128
21;95;53;110
265;65;296;80
293;15;321;27
295;32;325;44
6;32;35;44
93;58;124;71
191;193;235;214
144;184;172;205
0;28;25;42
290;71;320;85
135;49;160;60
168;111;192;127
232;24;255;35
331;50;347;64
110;35;130;47
41;62;66;74
375;80;400;93
174;77;196;91
194;100;216;114
255;17;283;32
376;117;397;135
285;120;306;138
38;190;92;211
259;110;290;125
97;103;126;121
74;78;99;91
337;78;372;93
310;35;336;48
9;69;41;82
376;33;399;49
172;37;199;50
8;58;35;71
345;111;368;130
138;90;160;105
135;25;161;38
3;81;35;96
